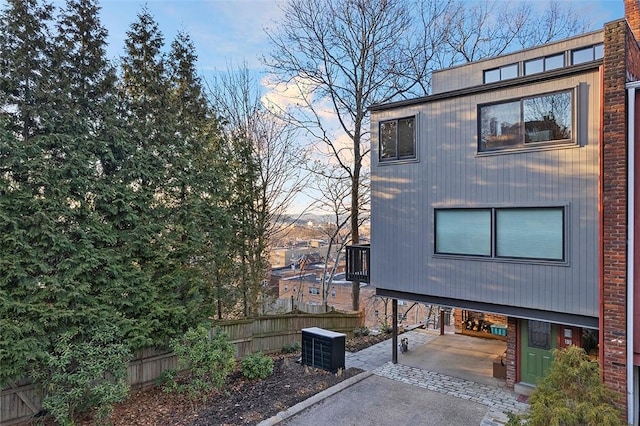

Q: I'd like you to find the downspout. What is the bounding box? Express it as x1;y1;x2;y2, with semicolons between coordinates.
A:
599;65;606;372
626;81;639;426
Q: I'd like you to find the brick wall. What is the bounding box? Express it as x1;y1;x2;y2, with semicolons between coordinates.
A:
506;317;518;389
601;13;640;414
626;0;640;42
628;26;640;81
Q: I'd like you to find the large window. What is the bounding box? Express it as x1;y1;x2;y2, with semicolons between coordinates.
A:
379;116;416;162
479;90;573;152
435;207;565;262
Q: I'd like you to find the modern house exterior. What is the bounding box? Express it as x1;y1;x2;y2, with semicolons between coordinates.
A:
346;1;640;423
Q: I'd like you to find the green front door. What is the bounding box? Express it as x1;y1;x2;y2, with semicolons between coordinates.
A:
520;320;556;385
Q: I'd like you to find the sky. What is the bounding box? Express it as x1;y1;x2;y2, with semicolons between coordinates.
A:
95;0;626;83
98;0;285;81
0;0;632;214
97;0;629;215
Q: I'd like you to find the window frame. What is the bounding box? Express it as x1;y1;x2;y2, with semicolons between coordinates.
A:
378;115;417;163
524;53;565;76
478;88;575;153
483;63;519;83
494;207;566;262
434;206;567;263
571;43;604;65
434;208;492;257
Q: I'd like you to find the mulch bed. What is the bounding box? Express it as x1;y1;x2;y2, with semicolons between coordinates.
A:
65;333;390;425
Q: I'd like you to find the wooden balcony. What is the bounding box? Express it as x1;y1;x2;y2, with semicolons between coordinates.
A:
345;244;370;283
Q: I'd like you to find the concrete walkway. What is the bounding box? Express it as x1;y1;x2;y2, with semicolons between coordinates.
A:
259;329;530;426
345;329;529;425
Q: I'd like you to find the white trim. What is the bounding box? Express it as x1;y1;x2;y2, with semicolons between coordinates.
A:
626;82;637;426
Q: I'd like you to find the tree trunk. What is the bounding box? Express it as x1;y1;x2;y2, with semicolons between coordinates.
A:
351;176;360;311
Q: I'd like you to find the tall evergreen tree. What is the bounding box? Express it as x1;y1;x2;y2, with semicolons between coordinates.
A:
0;0;53;141
116;7;175;345
0;0;133;396
0;0;57;386
165;31;231;321
228;130;264;317
44;0;132;346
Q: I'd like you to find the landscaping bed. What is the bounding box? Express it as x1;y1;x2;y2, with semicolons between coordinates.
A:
68;333;389;425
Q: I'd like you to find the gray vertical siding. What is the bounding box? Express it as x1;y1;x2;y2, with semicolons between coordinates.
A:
432;31;603;94
371;70;600;318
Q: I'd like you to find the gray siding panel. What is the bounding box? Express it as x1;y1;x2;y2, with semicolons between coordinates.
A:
371;70;600;319
432;31;603;93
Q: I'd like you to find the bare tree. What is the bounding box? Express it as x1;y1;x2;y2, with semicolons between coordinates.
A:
264;0;448;310
207;62;310;316
438;0;589;66
311;165;351;310
264;0;589;311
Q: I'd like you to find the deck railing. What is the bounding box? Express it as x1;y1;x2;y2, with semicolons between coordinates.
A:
345;244;370;283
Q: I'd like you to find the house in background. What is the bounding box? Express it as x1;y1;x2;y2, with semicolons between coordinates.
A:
347;0;640;422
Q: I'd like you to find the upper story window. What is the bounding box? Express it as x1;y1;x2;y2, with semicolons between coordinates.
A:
478;89;573;152
379;116;416;162
524;53;564;76
434;207;565;262
483;63;518;83
484;43;603;84
309;287;320;295
571;43;604;65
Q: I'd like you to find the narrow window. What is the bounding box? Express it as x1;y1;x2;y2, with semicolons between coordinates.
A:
544;53;564;71
500;63;518;80
379;116;416;162
572;44;604;65
484;68;500;83
594;43;604;60
483;63;519;83
525;54;564;76
524;58;543;75
528;321;551;350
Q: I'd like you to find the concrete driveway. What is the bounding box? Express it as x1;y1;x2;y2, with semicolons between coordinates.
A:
260;330;526;426
279;373;489;426
399;331;507;388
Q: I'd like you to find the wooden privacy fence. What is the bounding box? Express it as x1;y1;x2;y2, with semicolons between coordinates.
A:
262;298;329;315
213;310;364;359
1;310;363;426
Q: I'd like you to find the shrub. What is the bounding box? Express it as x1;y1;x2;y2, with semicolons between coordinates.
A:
380;322;392;335
166;325;235;399
506;345;624;426
241;352;274;380
156;368;179;392
31;324;131;425
353;327;370;337
282;342;301;353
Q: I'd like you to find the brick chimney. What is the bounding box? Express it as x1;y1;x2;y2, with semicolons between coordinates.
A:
626;0;640;41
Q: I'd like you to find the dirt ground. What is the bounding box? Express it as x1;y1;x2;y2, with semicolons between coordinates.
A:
70;333;390;426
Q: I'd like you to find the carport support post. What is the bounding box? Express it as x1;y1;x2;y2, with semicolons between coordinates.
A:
392;299;398;364
440;310;445;335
